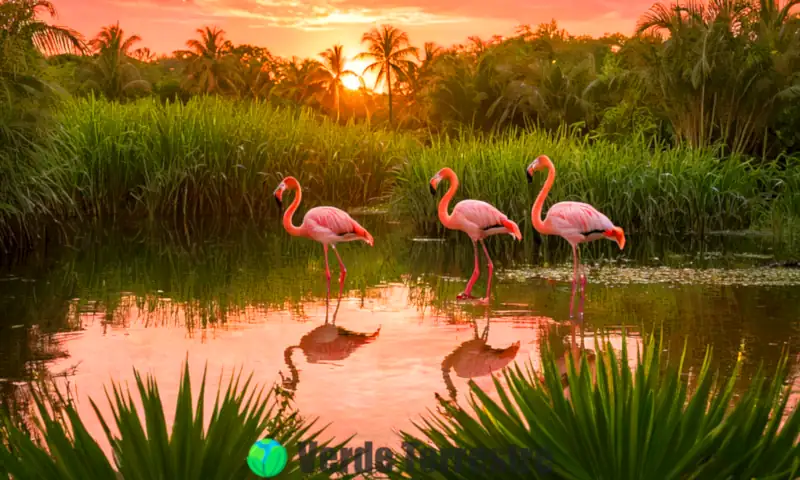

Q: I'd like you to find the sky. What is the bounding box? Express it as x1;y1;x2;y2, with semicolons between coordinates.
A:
50;0;656;89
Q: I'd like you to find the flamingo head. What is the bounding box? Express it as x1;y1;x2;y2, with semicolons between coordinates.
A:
273;176;299;210
429;167;453;195
273;181;286;209
526;155;552;183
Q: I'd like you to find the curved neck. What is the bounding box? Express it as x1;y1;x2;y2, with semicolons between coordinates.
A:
283;185;305;237
532;163;555;233
438;171;458;228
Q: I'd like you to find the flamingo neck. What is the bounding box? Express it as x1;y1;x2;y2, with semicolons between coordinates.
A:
532;163;555;234
438;170;458;228
283;185;305;237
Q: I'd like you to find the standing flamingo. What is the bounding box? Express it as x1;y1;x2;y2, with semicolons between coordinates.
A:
274;176;374;301
526;155;625;318
430;168;522;303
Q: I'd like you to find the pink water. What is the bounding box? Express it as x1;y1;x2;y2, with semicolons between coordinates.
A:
43;283;643;458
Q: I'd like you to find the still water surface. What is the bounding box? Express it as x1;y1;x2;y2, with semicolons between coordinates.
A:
1;217;799;456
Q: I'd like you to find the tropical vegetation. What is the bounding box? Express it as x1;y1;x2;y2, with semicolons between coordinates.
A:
2;0;800;252
388;331;800;479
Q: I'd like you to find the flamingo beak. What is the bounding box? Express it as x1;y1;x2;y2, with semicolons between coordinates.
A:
526;161;537;183
429;175;440;195
273;185;284;210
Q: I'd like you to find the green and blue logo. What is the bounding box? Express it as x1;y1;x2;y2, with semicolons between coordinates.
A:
247;438;288;478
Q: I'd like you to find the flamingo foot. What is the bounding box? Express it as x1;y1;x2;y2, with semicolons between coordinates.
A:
456;292;477;300
476;297;490;305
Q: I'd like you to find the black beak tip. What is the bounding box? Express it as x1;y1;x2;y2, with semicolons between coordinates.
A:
526;170;533;183
274;195;282;209
429;184;436;195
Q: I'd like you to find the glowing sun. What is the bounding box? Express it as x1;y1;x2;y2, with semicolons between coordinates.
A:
342;74;361;90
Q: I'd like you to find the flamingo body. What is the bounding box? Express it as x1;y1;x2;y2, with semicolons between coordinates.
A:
541;201;617;247
274;176;373;300
429;167;522;303
450;200;521;241
302;206;373;246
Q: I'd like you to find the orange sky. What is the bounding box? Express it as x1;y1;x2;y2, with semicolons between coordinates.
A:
50;0;653;89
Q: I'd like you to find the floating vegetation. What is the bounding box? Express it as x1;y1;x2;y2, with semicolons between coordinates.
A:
501;265;800;286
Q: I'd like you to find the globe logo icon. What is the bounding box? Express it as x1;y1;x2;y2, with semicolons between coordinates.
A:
247;438;288;478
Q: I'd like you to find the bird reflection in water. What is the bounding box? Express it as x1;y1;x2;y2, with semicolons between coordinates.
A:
544;320;597;401
280;294;381;394
435;307;598;415
437;307;521;412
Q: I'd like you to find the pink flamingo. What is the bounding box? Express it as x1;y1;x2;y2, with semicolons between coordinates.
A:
274;176;374;300
526;155;625;318
430;167;522;304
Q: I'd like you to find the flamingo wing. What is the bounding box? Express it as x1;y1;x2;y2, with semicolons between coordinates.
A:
304;207;373;245
545;201;614;240
452;200;521;239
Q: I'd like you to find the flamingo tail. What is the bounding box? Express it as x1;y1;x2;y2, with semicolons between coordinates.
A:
501;219;523;241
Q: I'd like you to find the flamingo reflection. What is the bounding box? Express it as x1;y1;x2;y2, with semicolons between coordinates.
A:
438;308;521;409
280;295;381;392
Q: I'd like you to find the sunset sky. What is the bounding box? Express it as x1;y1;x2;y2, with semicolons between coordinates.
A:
52;0;655;87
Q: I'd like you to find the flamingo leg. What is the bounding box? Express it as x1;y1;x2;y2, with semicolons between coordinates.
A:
457;241;480;300
332;245;346;301
479;240;494;304
569;243;578;319
323;244;331;303
577;247;586;321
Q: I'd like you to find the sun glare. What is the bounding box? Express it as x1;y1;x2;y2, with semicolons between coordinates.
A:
342;74;361;91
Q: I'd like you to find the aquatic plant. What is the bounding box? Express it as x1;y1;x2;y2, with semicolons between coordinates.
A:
387;330;800;479
0;360;355;479
393;127;800;242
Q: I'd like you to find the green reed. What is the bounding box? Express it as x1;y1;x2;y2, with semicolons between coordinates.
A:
2;97;799;253
44;95;416;228
392;128;800;241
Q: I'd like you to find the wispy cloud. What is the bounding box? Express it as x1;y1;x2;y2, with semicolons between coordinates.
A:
113;0;475;31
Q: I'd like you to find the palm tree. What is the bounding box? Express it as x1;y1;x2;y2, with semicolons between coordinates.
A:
275;56;323;105
131;46;154;62
81;22;150;100
0;0;85;55
174;26;238;95
314;44;357;121
356;25;418;125
232;44;279;99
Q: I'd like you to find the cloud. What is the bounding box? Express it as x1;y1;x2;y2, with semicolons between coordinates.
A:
113;0;476;31
109;0;652;38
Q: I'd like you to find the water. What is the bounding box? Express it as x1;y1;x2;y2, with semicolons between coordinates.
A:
1;216;799;457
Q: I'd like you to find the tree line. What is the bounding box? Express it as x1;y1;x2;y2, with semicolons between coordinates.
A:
2;0;800;157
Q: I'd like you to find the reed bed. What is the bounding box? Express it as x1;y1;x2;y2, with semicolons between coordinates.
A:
392;129;800;240
1;97;798;252
55;95;416;224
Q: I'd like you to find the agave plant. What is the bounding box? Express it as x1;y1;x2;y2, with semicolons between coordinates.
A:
387;330;800;479
0;360;357;479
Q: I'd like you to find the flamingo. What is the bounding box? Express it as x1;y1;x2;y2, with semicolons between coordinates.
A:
525;155;625;318
429;167;523;303
274;176;374;301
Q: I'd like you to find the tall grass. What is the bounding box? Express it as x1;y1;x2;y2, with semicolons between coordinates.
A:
2;98;799;251
393;128;800;240
56;95;417;224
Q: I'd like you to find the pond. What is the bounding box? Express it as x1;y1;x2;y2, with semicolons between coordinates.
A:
1;215;799;458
